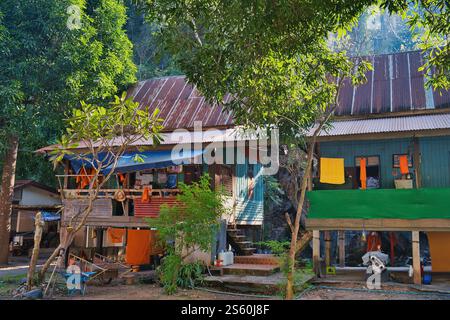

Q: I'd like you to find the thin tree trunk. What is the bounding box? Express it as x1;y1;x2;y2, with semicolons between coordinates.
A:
38;227;76;280
0;135;19;265
285;138;316;299
27;211;44;290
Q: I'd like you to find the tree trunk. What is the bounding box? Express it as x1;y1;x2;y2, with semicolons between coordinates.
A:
27;212;44;290
285;140;315;299
0;135;19;265
38;227;76;281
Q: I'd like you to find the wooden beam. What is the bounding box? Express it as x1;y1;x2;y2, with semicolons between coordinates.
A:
306;218;450;231
413;137;421;188
324;231;331;268
312;230;321;277
412;231;421;285
338;231;345;267
63;159;69;189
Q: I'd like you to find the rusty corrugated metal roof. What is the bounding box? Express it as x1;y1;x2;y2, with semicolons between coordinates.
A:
337;51;450;116
127;51;450;132
127;75;234;130
312;113;450;137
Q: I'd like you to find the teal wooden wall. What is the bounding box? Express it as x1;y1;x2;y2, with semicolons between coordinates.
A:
319;135;450;189
420;136;450;187
234;159;264;224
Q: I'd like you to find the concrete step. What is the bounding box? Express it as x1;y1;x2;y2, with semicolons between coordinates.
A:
221;263;279;276
240;248;256;255
204;272;314;295
235;241;253;248
234;254;280;266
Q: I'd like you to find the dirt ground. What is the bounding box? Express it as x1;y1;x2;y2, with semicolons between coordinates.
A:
299;282;450;300
51;282;450;300
57;283;269;300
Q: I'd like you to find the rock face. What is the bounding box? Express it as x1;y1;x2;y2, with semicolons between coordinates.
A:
263;197;293;241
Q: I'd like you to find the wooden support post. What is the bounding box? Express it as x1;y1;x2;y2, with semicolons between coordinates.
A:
27;212;44;291
63;160;69;189
324;231;331;268
412;231;421;285
338;231;345;267
413;138;421;188
313;230;321;277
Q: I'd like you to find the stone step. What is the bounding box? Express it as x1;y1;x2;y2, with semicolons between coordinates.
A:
230;234;246;240
235;241;253;248
204;272;314;295
221;263;280;276
240;248;256;255
234;254;280;266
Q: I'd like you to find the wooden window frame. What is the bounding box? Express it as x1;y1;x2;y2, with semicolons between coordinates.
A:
354;155;381;188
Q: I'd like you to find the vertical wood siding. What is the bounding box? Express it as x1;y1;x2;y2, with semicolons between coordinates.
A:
234;157;264;224
320;136;450;189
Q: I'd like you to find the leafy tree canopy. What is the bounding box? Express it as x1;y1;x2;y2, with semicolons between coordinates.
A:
0;0;136;183
139;0;450;139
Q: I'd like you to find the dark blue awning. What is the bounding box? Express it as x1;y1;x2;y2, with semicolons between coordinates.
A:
66;149;205;174
33;211;61;222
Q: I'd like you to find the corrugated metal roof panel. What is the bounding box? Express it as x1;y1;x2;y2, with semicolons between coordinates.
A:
336;50;450;115
128;75;233;130
312;113;450;137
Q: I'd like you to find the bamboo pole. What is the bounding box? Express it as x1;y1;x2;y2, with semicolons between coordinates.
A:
27;212;44;291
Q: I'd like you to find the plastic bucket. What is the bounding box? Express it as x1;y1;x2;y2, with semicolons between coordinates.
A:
423;273;432;285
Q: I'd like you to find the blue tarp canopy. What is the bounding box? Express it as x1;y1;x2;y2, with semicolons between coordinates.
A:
66;149;205;174
33;211;61;222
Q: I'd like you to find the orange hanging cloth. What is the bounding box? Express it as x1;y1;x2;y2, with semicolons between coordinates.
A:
360;158;367;190
107;227;125;244
76;167;92;189
399;155;409;175
367;232;382;252
118;173;126;184
125;229;151;265
141;186;151;203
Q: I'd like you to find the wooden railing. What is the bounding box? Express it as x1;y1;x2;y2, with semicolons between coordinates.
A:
59;188;180;199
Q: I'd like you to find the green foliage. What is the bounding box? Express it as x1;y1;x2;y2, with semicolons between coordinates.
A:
49;93;163;170
405;0;450;90
329;5;419;56
125;0;181;80
0;0;136;184
147;173;225;255
176;262;204;288
157;253;182;295
147;173;225;294
157;256;204;294
138;1;372;143
256;240;290;256
263;175;285;208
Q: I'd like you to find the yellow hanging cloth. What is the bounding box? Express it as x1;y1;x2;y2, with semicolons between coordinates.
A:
320;157;345;185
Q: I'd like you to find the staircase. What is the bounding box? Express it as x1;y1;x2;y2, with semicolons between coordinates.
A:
226;225;256;256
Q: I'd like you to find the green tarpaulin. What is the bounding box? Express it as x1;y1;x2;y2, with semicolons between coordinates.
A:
307;188;450;220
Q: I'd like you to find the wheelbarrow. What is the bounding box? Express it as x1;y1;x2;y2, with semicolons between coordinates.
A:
62;271;97;296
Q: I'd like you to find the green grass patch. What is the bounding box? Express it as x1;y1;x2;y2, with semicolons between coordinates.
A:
0;273;27;296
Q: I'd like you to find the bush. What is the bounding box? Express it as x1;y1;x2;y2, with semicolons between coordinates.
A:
158;255;204;294
148;173;225;294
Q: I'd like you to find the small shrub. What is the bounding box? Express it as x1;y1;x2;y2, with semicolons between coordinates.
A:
157;255;204;294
